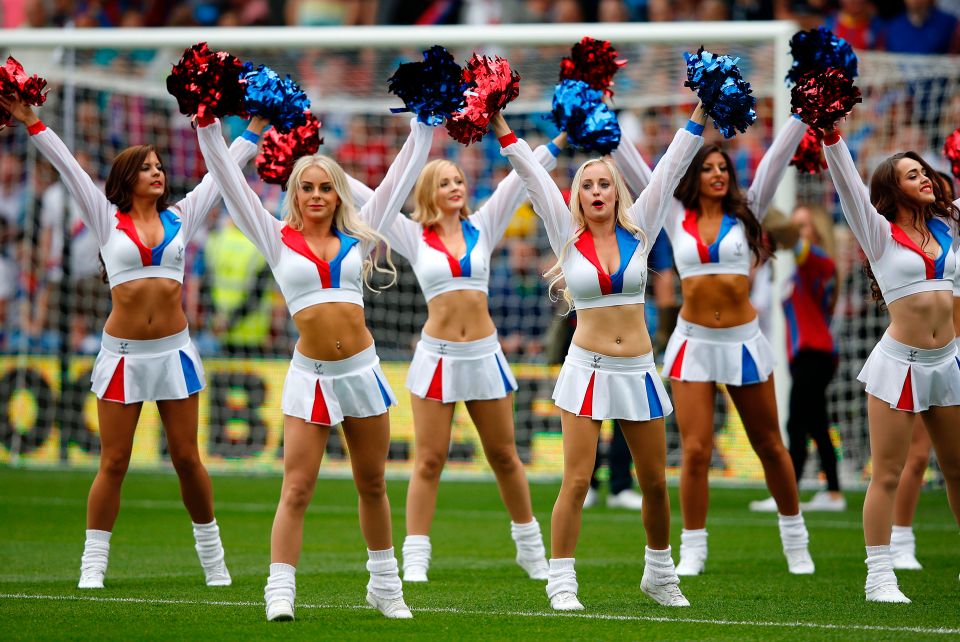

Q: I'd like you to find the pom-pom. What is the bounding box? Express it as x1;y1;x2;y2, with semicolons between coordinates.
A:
445;54;520;145
943;129;960;180
240;63;310;134
256;111;323;188
558;37;627;97
790;68;861;130
388;46;468;126
684;47;756;138
550;79;620;154
790;127;827;174
166;42;245;121
786;27;858;86
0;57;48;129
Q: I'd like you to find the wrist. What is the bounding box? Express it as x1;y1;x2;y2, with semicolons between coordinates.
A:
498;131;518;147
822;128;840;145
26;120;46;136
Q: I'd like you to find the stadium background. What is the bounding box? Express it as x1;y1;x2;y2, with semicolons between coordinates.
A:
1;0;958;488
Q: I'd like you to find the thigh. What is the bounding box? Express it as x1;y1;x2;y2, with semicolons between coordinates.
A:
341;412;392;481
921;405;960;470
96;399;143;459
619;417;667;473
410;395;455;457
156;394;201;455
282;415;330;485
671;380;717;447
559;410;603;478
727;377;781;445
866;395;916;471
466;395;517;454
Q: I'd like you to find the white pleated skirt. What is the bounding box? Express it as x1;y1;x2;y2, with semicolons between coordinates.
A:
553;344;673;421
858;332;960;412
282;344;397;426
91;328;205;404
662;317;776;386
406;331;518;403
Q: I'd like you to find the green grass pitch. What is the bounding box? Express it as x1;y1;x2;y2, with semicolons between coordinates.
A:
1;468;958;640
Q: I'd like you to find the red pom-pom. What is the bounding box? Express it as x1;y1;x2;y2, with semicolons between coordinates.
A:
790;126;827;174
445;54;520;145
559;37;626;97
256;111;323;188
943;129;960;180
790;68;861;130
166;42;245;122
0;56;48;129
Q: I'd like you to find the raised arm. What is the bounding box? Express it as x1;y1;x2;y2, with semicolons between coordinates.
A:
472;133;566;249
612;123;653;197
491;113;575;256
196;119;283;265
7;96;115;247
626;103;707;241
176;117;269;242
357;118;434;248
747;114;808;223
344;157;419;261
822;130;889;262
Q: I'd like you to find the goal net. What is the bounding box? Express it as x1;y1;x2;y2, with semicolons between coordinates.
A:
0;23;946;486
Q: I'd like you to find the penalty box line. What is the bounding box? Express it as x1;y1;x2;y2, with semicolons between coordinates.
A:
1;593;959;636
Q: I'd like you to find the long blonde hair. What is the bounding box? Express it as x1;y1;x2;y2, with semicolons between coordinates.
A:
410;159;471;226
544;158;646;312
283;154;397;290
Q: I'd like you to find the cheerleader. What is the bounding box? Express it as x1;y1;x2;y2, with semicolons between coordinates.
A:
613;114;815;576
196;114;432;620
346;137;568;583
1;95;263;589
823;123;960;602
492;103;706;611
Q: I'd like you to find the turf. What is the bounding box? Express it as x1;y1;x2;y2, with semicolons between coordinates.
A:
1;468;958;641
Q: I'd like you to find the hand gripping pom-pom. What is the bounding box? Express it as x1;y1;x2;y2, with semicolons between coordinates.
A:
790;127;827;174
790;68;861;130
558;37;627;97
241;63;310;133
445;54;520;145
684;47;756;138
256;111;323;188
550;79;621;154
943;129;960;180
166;42;245;121
388;46;468;126
786;27;858;86
0;57;48;129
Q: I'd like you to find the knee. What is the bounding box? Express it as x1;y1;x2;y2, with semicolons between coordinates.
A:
901;452;929;480
354;471;387;502
682;441;712;472
636;469;667;497
560;473;592;505
751;433;787;462
486;447;520;476
415;451;447;482
872;462;905;495
280;478;316;515
99;450;131;481
168;445;203;476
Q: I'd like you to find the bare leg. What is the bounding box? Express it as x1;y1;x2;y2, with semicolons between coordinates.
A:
920;405;960;527
619;418;669;549
551;412;601;558
405;395;455;535
342;412;393;551
892;417;932;526
863;396;914;546
671;380;716;530
157;394;214;523
87;399;142;530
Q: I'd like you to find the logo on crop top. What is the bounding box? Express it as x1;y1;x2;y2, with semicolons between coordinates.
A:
592;354;601;369
908;350;918;363
118;341;129;355
175;245;184;263
314;362;323;375
734;242;743;257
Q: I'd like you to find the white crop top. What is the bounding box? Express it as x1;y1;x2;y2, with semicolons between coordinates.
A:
347;144;559;302
197;117;432;315
501;125;703;310
824;135;960;304
29;122;260;288
614;115;807;279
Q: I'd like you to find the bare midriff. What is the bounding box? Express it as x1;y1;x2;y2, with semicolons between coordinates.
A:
679;273;756;328
293;302;374;360
571;303;651;356
886;290;956;349
104;278;188;339
422;290;497;341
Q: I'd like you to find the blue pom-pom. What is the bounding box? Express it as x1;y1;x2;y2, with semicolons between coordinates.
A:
241;62;310;134
786;27;858;86
550;79;620;154
684;48;756;139
388;45;469;126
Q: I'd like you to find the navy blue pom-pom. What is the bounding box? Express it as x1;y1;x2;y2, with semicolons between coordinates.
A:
684;47;756;139
550;79;620;154
241;62;310;133
388;46;469;126
786;27;857;86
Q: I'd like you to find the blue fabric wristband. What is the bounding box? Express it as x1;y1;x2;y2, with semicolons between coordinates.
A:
240;129;261;144
685;121;705;135
546;141;561;157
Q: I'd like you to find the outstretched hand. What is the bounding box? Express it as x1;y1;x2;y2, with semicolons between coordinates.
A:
489;111;510;138
0;95;40;126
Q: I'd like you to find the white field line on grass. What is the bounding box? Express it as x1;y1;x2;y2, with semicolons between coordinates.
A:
4;495;959;532
1;593;959;636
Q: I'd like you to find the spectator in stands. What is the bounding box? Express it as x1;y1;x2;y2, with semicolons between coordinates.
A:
490;236;551;357
823;0;883;50
285;0;375;25
879;0;960;54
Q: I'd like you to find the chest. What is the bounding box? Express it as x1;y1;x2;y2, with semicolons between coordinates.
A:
417;220;486;280
104;210;185;269
673;212;749;266
564;226;645;297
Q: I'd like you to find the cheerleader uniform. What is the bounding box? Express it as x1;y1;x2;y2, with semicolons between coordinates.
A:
27;120;261;403
347;142;562;403
500;123;704;421
197;117;433;426
824;134;960;412
615;115;808;385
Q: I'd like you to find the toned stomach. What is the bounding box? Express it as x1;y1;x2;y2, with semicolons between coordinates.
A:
423;290;496;341
292;302;374;360
679;273;756;327
886;290;956;349
104;278;188;339
572;304;651;356
954;296;960;338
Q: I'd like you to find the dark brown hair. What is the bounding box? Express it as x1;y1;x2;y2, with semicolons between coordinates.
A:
864;151;960;303
674;144;770;262
104;145;169;213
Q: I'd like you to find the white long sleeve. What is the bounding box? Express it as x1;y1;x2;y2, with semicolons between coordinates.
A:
612;126;653;197
747;115;808;223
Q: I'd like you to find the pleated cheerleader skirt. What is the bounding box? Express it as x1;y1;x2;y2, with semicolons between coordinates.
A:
662;317;776;386
858;332;960;412
406;331;518;403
